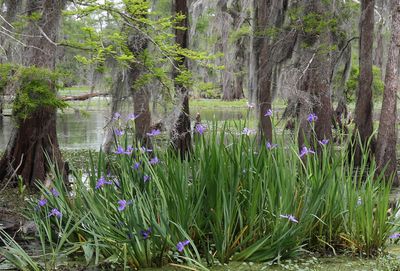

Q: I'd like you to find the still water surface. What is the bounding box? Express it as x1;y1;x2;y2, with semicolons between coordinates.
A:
0;108;248;150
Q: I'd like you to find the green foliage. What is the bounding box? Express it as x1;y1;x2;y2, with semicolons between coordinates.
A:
60;0;217;96
0;63;14;94
195;82;221;99
346;65;384;102
0;64;67;121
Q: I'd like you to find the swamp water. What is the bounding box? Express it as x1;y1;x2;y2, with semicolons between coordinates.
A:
0;108;248;151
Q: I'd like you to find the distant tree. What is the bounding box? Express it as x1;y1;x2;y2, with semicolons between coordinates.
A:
220;0;250;101
171;0;192;157
353;0;375;166
0;0;67;186
376;0;400;186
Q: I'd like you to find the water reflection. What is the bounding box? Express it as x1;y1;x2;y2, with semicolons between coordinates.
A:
0;107;248;150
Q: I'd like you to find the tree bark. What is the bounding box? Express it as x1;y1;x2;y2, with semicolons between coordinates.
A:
0;0;66;186
353;0;375;166
102;69;128;153
221;1;247;101
254;0;290;143
373;0;385;77
376;0;400;186
296;1;333;149
254;0;273;142
171;0;192;158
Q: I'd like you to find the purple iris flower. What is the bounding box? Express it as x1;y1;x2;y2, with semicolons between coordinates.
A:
113;112;121;120
95;177;113;189
176;240;190;252
264;109;273;117
133;161;141;170
127;113;137;121
115;146;125;154
144;175;150;182
150;157;159;165
140;146;153;153
318;139;329;145
307;113;318;123
38;198;47;207
146;129;161;137
299;146;315;158
266;142;278;150
51;188;59;197
280;214;298;223
242;127;255;136
114;129;124;137
118;200;127;211
140;228;152;240
125;146;134;155
390;233;400;239
195;124;206;135
48;208;62;218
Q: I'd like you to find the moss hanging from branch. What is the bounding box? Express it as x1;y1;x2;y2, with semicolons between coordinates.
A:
0;64;67;121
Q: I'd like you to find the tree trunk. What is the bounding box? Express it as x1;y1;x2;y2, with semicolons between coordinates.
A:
376;0;400;186
254;0;273;142
221;1;247;101
171;0;192;158
0;0;66;186
297;1;333;149
374;0;385;77
254;0;290;143
353;0;375;166
103;69;128;153
124;3;152;147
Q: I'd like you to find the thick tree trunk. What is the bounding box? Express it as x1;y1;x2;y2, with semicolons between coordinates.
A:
0;0;66;186
254;0;273;142
353;0;375;166
376;0;400;186
296;0;333;149
171;0;192;158
124;3;152;147
254;0;291;143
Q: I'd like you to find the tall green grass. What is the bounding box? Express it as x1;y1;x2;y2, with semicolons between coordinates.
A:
5;121;398;269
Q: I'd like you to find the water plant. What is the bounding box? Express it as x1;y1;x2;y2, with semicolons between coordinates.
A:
2;121;399;270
